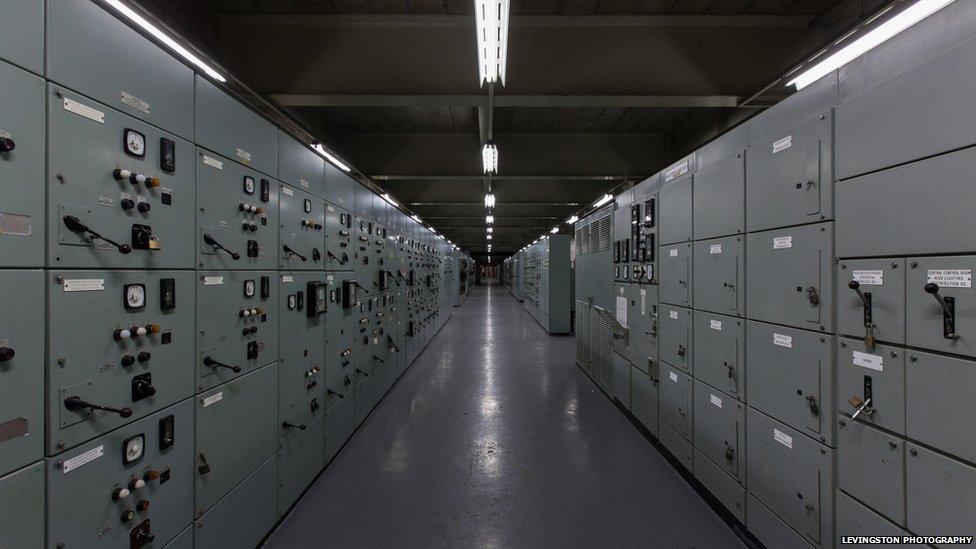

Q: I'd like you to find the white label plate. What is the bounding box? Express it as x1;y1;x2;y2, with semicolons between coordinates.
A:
665;160;690;182
710;319;722;331
616;296;628;328
773;428;793;449
709;244;722;254
927;269;972;288
281;186;294;196
62;445;104;473
669;371;678;382
281;275;294;283
772;135;792;153
64;97;105;123
0;212;31;236
64;279;105;292
852;270;884;286
300;178;310;188
236;148;252;163
202;154;223;170
669;248;678;257
773;333;793;348
120;91;151;114
202;392;223;407
203;276;224;286
669;310;678;320
773;236;792;249
710;394;723;408
853;350;884;372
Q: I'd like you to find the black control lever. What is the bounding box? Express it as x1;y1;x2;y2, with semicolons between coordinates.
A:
328;250;348;264
352;281;369;292
63;395;133;418
327;389;345;399
203;356;242;373
203;233;240;260
387;270;402;286
388;335;401;353
924;283;959;339
848;281;873;321
62;215;132;254
282;421;307;431
356;368;370;376
283;244;307;261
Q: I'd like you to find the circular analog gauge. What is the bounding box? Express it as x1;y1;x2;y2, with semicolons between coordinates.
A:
123;434;145;464
244;279;256;298
123;129;146;158
288;294;297;309
243;176;255;195
125;284;146;310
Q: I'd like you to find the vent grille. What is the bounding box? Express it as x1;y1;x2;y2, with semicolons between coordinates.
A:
591;307;613;395
598;214;612;251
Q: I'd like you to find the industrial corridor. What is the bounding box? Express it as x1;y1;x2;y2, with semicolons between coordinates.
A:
265;286;744;548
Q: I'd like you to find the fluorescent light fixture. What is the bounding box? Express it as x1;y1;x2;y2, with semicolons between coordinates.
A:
566;215;579;225
593;193;613;208
486;227;493;233
488;255;492;262
482;142;499;173
412;215;422;223
311;143;351;172
486;215;494;224
102;0;226;83
475;0;510;85
788;0;956;89
381;193;399;207
487;235;492;240
550;227;559;234
484;193;496;208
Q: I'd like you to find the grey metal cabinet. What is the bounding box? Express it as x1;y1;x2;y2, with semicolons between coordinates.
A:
196;149;280;271
277;414;325;516
835;491;909;549
325;203;354;271
0;62;44;267
660;305;692;374
612;353;631;410
195;76;277;176
692;380;744;482
659;242;693;307
196;270;278;391
693;151;745;240
837;338;905;434
693;235;744;316
47;401;194;549
630;366;659;437
277;272;326;447
0;462;44;549
747;494;816;549
693;311;745;400
659;420;693;471
837;147;976;258
628;285;658;374
907;256;976;358
906;443;976;546
747;409;834;546
906;350;976;464
837;417;906;525
837;259;906;345
0;271;43;476
278;130;325;199
278;185;325;271
47;0;195;138
747;321;835;446
195;364;278;514
694;451;745;523
324;164;356;210
0;0;43;74
48;87;196;270
659;174;693;245
194;455;277;549
660;364;692;438
746;222;834;332
746;112;833;232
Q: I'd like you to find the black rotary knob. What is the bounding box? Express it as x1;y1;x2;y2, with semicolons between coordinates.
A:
0;137;15;152
121;198;136;210
0;347;14;362
137;351;152;364
120;354;136;367
137;202;151;213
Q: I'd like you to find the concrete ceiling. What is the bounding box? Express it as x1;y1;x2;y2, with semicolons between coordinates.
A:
138;0;893;258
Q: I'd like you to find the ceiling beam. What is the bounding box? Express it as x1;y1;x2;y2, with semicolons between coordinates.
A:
271;94;743;108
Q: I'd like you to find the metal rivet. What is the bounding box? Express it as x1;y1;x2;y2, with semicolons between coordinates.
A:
911;261;918;268
840;341;847;347
910;355;918;362
910;448;918;456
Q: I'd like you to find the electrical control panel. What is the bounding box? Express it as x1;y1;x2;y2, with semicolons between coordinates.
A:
48;271;195;454
278;184;325;270
277;272;326;446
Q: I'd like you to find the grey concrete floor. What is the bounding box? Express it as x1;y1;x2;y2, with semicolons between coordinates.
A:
265;285;746;549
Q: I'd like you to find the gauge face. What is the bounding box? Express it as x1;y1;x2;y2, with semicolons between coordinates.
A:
123;434;145;465
124;284;147;310
288;294;297;310
243;176;255;195
304;199;312;213
243;279;256;298
123;128;146;158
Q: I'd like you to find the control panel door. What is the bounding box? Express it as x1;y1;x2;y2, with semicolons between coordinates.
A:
278;185;325;270
196;148;279;270
659;242;692;307
0;462;44;549
659;174;693;245
324;203;353;271
693;381;745;482
48;271;195;453
277;273;326;446
660;364;692;438
907;255;976;358
837;417;906;526
659;305;692;374
837;259;906;345
837;338;905;435
693;311;745;400
0;63;44;267
693;235;744;316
